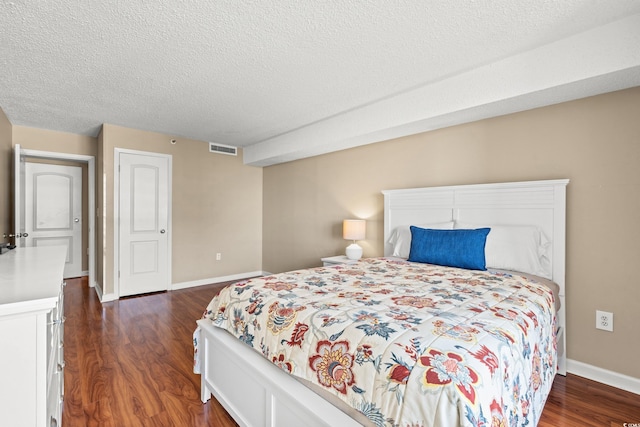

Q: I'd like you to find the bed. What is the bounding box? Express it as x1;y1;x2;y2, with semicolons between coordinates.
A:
194;179;568;427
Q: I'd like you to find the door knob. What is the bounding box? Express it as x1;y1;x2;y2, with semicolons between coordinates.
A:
74;218;80;223
160;229;166;234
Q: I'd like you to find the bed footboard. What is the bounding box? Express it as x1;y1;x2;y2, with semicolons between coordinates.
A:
196;319;361;427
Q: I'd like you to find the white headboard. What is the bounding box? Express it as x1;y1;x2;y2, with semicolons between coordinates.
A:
382;179;569;375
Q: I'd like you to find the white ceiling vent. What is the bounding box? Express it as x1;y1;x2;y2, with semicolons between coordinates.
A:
209;142;238;156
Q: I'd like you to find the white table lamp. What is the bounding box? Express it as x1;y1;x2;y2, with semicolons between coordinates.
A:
343;219;366;260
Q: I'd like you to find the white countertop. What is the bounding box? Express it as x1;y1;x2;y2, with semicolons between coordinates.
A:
0;246;67;315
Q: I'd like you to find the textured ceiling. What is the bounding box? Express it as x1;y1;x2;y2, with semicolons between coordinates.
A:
1;1;640;166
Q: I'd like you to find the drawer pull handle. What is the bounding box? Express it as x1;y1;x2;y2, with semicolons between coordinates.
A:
49;316;66;326
50;416;58;427
57;361;65;372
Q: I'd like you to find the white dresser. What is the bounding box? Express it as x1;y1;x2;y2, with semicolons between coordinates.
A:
0;246;67;427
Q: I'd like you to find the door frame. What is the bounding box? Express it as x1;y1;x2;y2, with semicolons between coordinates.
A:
113;148;172;298
14;144;96;287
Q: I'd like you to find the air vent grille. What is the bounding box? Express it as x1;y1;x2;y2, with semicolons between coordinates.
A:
209;142;238;156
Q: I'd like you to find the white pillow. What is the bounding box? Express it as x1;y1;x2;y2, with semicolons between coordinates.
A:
454;222;551;278
388;221;454;258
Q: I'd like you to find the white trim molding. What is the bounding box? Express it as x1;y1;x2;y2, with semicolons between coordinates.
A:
567;359;640;395
94;281;118;303
97;270;267;301
171;271;266;291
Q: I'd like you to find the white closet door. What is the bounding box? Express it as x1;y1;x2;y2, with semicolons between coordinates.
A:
118;151;171;297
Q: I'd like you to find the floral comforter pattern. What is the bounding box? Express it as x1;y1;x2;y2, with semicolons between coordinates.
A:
198;257;557;427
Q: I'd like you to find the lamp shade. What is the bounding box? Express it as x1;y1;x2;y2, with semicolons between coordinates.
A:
343;219;366;241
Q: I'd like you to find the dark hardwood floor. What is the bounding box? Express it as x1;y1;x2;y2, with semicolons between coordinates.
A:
63;277;640;426
62;276;238;427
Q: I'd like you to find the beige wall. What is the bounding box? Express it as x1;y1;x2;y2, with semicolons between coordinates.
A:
12;126;98;157
2;88;638;380
263;87;640;379
0;122;262;296
100;124;263;296
0;109;11;242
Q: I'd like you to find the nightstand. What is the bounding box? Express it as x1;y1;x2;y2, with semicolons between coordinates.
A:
321;255;359;267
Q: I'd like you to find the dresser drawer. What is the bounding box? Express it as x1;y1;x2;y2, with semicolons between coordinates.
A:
46;359;63;427
46;289;64;383
46;284;65;427
46;290;64;350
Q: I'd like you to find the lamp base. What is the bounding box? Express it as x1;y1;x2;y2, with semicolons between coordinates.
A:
345;243;363;260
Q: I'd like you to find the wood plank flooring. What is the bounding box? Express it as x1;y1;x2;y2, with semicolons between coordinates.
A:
62;277;238;426
63;277;640;426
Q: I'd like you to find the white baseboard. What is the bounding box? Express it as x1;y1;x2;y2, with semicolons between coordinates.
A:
100;292;118;302
94;281;118;303
90;271;266;303
171;270;266;291
567;358;640;395
94;281;103;299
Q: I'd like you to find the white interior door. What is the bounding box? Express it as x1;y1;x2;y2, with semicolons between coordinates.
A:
24;162;83;279
118;151;171;297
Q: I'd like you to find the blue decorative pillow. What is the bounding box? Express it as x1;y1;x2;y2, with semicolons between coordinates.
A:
408;226;490;270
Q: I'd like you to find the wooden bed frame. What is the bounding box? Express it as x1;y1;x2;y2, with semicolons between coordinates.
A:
196;179;569;427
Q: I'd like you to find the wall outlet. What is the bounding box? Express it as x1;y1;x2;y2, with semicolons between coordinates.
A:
596;310;613;332
216;253;222;261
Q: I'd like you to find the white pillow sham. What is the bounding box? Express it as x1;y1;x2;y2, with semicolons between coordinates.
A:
454;221;551;278
388;221;454;259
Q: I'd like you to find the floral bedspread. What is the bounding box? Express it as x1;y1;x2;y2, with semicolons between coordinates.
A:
196;257;557;427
